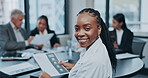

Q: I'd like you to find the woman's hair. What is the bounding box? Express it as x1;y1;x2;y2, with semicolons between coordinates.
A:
37;15;50;31
113;13;127;30
77;8;117;69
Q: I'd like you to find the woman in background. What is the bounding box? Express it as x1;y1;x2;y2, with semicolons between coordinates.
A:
39;8;116;78
30;15;60;49
110;13;133;53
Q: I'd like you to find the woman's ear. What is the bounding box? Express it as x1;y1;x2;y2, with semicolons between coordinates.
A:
98;26;102;35
119;22;123;27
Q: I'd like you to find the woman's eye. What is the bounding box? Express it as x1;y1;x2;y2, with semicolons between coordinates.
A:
75;27;79;31
85;27;90;31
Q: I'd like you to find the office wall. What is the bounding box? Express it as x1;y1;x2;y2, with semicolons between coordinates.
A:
68;0;94;37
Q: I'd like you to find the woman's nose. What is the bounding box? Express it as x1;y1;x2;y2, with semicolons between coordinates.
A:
78;30;85;36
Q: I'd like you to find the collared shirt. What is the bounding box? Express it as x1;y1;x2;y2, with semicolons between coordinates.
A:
69;38;112;78
116;29;123;45
10;21;28;46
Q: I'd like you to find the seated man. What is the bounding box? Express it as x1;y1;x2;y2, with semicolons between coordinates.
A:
0;9;33;55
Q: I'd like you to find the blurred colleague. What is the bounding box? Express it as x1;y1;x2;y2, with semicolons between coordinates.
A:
0;9;33;55
30;15;60;49
110;13;133;53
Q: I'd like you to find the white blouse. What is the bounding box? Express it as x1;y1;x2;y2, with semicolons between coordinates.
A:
39;29;48;35
69;38;112;78
116;29;123;45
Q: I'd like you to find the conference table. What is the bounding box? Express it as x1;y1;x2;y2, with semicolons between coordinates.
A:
0;49;144;78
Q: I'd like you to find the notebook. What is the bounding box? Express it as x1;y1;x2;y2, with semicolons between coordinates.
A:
116;53;140;60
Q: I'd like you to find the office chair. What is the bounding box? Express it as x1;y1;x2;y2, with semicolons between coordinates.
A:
132;39;146;59
57;34;71;46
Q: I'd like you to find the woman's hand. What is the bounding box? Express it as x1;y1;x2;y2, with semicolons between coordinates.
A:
35;44;44;50
53;43;60;47
113;41;118;49
58;61;75;70
39;72;51;78
27;36;34;44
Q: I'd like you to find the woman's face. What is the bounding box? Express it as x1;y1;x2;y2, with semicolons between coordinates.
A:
112;19;122;30
74;13;101;48
37;18;47;32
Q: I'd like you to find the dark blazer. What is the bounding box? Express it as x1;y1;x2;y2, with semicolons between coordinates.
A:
0;23;28;54
30;28;60;47
110;29;133;53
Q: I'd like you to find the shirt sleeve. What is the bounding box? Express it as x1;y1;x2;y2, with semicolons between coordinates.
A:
25;40;29;46
71;61;112;78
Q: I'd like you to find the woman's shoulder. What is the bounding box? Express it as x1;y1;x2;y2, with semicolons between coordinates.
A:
30;28;39;36
124;28;133;34
47;29;55;33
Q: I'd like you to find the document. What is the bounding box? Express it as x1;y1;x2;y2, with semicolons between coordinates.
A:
116;53;140;60
33;53;69;77
31;34;53;45
0;62;39;75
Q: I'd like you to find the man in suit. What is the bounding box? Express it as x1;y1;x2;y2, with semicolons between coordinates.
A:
0;9;33;55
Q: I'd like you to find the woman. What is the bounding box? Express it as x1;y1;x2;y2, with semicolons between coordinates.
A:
110;13;133;53
30;15;60;49
40;8;116;78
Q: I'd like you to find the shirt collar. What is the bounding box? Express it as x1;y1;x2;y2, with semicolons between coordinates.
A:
80;37;102;58
10;21;20;31
116;29;123;32
39;29;48;35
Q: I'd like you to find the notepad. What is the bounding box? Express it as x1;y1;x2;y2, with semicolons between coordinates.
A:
0;62;40;75
33;53;69;77
116;53;140;60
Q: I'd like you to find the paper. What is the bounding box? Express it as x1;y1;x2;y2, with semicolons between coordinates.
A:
33;53;69;77
31;34;53;45
17;48;44;53
0;62;39;75
116;53;139;60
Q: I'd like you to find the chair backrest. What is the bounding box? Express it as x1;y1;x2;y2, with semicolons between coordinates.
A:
132;39;146;59
57;34;71;46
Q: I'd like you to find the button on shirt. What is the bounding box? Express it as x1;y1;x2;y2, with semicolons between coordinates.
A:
69;38;112;78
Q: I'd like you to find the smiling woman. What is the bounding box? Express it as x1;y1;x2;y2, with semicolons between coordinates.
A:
39;8;117;78
74;12;101;49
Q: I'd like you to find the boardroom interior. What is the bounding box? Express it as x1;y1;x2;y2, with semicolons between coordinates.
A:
0;0;148;78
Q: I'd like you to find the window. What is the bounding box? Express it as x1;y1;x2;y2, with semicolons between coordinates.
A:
94;0;148;33
94;0;106;22
0;0;24;26
109;0;140;31
29;0;65;34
